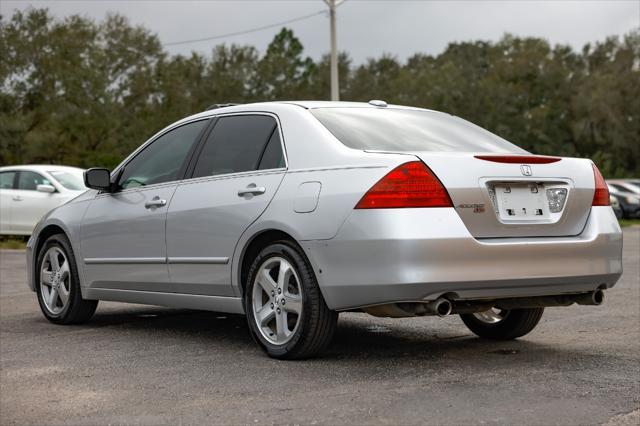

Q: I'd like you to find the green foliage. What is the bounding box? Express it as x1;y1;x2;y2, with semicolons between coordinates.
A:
1;8;638;176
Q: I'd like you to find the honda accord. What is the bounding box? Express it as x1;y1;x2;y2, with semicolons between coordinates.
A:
26;101;623;359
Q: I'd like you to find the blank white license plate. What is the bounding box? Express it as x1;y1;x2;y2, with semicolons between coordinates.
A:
494;184;548;220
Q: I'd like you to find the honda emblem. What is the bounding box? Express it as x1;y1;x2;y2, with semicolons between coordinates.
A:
521;165;532;176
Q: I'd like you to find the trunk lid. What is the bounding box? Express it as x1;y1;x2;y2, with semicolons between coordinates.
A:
382;151;595;238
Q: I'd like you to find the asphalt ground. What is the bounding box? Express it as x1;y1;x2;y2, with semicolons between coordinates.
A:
1;228;638;425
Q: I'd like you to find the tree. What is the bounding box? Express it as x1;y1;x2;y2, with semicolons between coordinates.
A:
1;8;638;176
253;28;316;100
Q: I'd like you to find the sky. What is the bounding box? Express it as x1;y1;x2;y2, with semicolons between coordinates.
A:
2;0;639;64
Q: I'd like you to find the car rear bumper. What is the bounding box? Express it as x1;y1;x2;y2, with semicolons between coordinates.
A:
305;206;623;311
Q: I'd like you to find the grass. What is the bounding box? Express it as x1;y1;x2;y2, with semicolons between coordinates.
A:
619;219;640;228
1;218;638;250
0;236;28;250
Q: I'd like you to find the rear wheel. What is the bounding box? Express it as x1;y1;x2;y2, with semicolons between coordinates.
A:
244;241;337;359
460;307;544;340
36;234;98;324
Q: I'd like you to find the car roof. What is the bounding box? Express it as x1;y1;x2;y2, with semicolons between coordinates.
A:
0;165;85;174
280;101;429;110
200;100;433;114
175;100;438;126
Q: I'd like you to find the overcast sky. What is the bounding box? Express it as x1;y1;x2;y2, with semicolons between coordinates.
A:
2;0;638;63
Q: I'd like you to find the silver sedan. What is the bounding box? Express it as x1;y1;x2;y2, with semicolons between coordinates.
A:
26;101;623;359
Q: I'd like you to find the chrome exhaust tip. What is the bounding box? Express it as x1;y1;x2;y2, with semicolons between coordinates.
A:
574;289;605;306
592;289;605;305
427;298;453;317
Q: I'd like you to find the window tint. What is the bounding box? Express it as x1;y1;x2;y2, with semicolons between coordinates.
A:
0;171;16;189
311;108;527;153
17;171;51;190
192;115;277;178
258;130;285;170
119;120;208;189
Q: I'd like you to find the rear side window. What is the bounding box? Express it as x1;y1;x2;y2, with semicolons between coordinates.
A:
311;108;527;153
258;130;285;170
192;115;278;178
17;171;51;190
0;171;16;189
119;119;208;189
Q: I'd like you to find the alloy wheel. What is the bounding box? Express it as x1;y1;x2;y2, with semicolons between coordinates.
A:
251;256;303;345
473;308;508;324
40;247;71;315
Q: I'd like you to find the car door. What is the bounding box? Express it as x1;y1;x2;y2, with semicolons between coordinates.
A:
0;171;18;234
80;119;210;292
166;114;286;296
12;171;59;234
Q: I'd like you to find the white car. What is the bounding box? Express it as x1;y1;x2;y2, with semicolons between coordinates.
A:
0;165;86;235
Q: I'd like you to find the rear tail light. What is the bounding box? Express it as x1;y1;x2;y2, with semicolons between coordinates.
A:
591;163;610;206
355;161;452;209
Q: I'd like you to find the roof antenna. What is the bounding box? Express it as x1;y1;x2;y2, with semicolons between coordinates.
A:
368;100;388;107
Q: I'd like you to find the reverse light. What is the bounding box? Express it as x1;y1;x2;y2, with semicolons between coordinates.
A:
355;161;452;209
546;188;567;213
591;164;610;206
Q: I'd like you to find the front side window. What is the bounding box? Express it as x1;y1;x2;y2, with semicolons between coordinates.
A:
119;120;208;189
0;171;16;189
311;108;527;153
192;115;278;178
17;171;51;190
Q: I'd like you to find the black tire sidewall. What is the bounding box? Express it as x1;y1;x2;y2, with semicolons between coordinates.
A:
244;242;317;358
35;234;81;324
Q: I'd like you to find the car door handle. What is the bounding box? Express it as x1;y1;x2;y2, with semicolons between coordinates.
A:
12;196;23;202
144;197;167;209
238;185;266;197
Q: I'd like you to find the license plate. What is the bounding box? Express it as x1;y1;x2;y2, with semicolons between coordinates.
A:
493;183;548;221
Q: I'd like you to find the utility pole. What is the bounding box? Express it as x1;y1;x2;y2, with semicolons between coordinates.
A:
324;0;344;101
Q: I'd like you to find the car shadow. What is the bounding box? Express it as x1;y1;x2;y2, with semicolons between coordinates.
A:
41;306;615;368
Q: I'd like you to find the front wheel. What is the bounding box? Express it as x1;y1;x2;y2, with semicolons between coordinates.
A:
244;241;337;359
36;234;98;324
460;307;544;340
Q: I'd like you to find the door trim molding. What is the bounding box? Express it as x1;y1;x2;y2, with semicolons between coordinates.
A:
84;256;230;265
84;257;166;265
167;257;229;264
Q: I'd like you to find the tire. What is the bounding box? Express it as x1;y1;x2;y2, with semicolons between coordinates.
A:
244;240;337;359
460;308;544;340
35;233;98;324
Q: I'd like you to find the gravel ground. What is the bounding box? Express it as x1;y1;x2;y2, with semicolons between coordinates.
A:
1;228;638;425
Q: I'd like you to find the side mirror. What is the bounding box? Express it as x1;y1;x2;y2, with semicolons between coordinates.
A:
36;184;56;194
84;168;112;191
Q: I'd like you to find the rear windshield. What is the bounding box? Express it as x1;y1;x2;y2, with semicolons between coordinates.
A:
311;107;526;153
